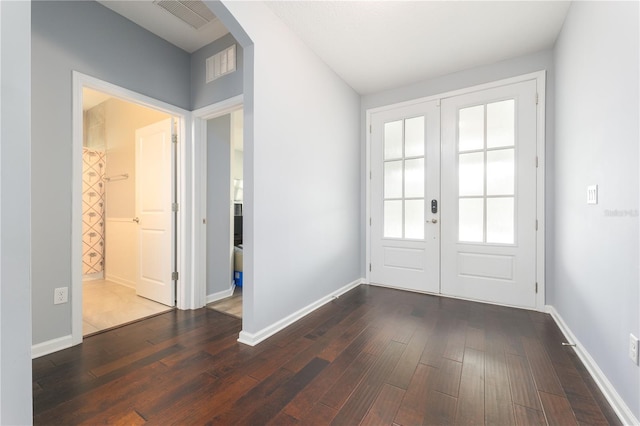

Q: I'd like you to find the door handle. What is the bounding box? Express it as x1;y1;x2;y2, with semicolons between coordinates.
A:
431;218;438;224
133;217;140;223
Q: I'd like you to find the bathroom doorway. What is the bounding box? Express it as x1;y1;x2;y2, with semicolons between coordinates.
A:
81;88;175;335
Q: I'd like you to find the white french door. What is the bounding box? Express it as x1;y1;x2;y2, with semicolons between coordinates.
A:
370;100;440;294
369;79;539;309
441;80;537;308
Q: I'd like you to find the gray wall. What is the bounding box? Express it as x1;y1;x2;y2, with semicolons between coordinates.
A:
0;1;33;423
191;33;244;110
360;50;555;277
31;1;190;345
209;1;361;335
206;115;233;296
552;1;639;419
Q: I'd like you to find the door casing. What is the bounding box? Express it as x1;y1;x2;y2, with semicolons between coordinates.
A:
365;71;546;311
71;72;190;346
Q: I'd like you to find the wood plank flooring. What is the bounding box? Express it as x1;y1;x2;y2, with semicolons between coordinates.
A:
33;285;621;425
207;286;243;318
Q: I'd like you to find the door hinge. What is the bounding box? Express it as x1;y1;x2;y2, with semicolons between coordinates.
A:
369;218;372;226
536;219;539;231
369;124;372;133
370;171;372;180
172;134;178;144
172;271;179;281
535;93;539;105
536;156;539;168
369;263;372;272
172;202;179;212
535;282;538;293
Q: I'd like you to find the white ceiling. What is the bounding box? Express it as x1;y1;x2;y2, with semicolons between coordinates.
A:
99;0;571;95
97;0;229;53
265;1;571;94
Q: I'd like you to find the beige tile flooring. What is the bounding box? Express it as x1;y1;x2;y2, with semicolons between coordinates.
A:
83;279;172;335
207;286;243;318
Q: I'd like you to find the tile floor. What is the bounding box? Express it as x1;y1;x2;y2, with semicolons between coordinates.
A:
83;279;172;335
207;286;243;318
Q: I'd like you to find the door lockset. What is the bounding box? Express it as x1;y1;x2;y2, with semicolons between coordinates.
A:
431;199;438;214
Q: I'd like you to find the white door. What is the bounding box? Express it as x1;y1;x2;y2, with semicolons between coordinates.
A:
370;100;440;293
135;118;175;306
441;81;537;308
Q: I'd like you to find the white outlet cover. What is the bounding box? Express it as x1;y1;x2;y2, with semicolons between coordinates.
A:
587;185;598;205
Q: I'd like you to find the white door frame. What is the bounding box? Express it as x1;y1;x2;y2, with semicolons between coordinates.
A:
71;71;191;345
365;71;546;311
191;95;244;309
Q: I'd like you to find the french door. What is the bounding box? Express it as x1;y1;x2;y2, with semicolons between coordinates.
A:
369;79;538;309
370;100;440;294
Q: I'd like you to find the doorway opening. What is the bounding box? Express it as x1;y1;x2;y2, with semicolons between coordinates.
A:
204;108;244;318
80;87;177;335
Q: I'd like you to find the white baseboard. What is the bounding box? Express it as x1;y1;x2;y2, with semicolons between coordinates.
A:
32;334;74;359
238;278;363;346
206;283;236;304
83;271;104;281
546;305;639;426
105;273;135;289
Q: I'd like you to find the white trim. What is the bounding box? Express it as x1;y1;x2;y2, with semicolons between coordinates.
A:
191;95;244;310
192;94;244;119
72;71;192;348
365;71;547;312
205;284;236;304
535;73;546;310
238;278;363;346
546;305;638;426
369;281;540;313
31;335;73;359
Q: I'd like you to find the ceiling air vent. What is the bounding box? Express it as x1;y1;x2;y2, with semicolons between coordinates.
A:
153;0;216;30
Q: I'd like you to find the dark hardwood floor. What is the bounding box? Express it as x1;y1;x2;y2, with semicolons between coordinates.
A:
33;285;621;425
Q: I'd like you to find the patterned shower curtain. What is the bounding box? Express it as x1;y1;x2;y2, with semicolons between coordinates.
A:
82;148;105;275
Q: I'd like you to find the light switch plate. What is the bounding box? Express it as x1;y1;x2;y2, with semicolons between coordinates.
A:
630;334;639;365
587;185;598;205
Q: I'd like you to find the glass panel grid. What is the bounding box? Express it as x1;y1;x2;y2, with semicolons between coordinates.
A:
457;100;516;245
382;116;426;240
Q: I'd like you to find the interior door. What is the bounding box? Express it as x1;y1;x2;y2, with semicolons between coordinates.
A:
135;118;175;306
440;80;537;308
370;100;440;293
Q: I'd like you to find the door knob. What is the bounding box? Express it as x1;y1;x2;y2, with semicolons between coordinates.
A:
431;218;438;223
133;217;140;223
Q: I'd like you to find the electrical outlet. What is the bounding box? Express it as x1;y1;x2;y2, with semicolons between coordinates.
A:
54;287;68;305
629;333;639;365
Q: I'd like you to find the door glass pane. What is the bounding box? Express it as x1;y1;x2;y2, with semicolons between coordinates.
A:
487;100;515;148
487;197;514;244
459;152;484;196
459;198;484;242
384;161;403;198
405;116;424;157
405;200;424;239
384;120;403;160
404;158;424;198
384;200;402;238
459;105;484;152
487;149;514;195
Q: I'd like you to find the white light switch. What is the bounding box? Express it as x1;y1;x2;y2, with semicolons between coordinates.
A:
587;185;598;205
